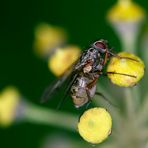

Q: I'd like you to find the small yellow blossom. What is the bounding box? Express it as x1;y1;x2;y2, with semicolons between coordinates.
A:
78;107;112;144
107;0;145;22
34;23;67;58
0;87;20;127
48;45;81;76
107;52;144;87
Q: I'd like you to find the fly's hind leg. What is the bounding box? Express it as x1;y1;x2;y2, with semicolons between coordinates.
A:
95;92;118;108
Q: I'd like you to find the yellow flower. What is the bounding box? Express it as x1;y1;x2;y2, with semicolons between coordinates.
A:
107;52;144;87
48;45;81;76
107;0;145;22
78;107;112;144
34;23;67;58
0;87;20;127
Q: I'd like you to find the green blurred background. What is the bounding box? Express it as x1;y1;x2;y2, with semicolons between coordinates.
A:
0;0;147;147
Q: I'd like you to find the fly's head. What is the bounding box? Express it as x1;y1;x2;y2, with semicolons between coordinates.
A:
92;39;110;54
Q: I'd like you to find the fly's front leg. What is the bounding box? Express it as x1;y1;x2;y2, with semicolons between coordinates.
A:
103;51;109;65
108;51;139;62
103;72;136;78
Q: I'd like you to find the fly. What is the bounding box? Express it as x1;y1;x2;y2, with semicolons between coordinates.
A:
41;39;137;108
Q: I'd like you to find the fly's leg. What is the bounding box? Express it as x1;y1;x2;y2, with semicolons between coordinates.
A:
101;50;109;65
87;77;98;88
99;71;136;78
95;92;118;108
108;51;139;62
105;72;137;78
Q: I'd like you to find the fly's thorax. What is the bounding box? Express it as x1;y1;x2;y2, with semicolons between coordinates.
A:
83;53;100;73
83;65;92;73
74;48;99;71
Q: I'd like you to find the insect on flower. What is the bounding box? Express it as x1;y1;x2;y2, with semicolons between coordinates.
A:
41;39;137;108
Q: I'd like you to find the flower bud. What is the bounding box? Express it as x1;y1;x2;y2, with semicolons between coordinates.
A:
34;23;67;58
0;87;21;126
48;45;81;76
107;52;144;87
78;107;112;144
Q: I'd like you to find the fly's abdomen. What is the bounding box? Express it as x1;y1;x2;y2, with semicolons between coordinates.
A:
70;75;96;108
71;86;88;108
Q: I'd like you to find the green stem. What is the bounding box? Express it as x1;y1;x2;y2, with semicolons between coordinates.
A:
124;87;140;121
111;21;143;54
124;88;135;118
120;32;137;54
137;93;148;125
96;85;122;125
22;102;78;132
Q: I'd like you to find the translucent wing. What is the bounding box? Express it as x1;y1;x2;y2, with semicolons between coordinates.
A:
41;70;72;103
56;72;79;109
41;48;91;104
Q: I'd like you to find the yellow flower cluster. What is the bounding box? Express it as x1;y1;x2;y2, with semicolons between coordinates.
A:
78;107;112;144
0;87;20;126
107;52;144;87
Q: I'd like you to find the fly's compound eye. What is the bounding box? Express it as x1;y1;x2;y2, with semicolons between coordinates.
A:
93;40;107;53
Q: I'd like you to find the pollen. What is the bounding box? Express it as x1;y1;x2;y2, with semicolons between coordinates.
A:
107;52;145;87
78;107;112;144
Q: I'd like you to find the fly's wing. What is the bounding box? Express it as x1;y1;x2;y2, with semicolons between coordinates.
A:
41;71;79;110
41;48;88;104
56;72;78;109
41;69;72;103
